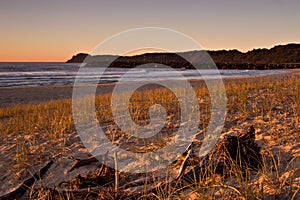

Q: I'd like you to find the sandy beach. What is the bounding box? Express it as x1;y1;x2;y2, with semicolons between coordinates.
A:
0;71;299;199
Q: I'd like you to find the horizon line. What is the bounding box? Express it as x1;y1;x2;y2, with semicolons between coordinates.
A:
1;42;299;62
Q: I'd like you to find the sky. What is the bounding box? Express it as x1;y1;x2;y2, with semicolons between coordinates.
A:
0;0;299;62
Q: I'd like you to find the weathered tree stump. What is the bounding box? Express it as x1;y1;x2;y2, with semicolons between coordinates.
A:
209;126;262;175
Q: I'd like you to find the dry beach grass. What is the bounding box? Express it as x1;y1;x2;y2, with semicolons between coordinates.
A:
0;70;299;199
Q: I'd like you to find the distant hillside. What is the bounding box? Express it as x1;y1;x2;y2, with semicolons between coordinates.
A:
66;53;90;63
66;43;300;69
208;43;300;64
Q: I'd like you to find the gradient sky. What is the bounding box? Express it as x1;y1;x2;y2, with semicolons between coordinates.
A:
0;0;299;61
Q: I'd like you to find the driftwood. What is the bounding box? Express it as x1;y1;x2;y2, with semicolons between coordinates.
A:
0;160;54;200
70;156;99;172
50;126;262;199
0;126;262;199
122;126;262;198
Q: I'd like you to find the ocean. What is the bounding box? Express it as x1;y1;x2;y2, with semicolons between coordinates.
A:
0;62;289;88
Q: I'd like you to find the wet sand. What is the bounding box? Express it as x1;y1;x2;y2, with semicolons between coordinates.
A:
0;84;117;107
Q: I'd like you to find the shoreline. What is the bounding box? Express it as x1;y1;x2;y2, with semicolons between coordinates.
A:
0;70;299;107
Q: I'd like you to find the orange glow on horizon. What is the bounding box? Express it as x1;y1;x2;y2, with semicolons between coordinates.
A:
1;41;299;62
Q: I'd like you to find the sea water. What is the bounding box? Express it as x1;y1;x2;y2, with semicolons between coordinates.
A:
0;62;289;88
